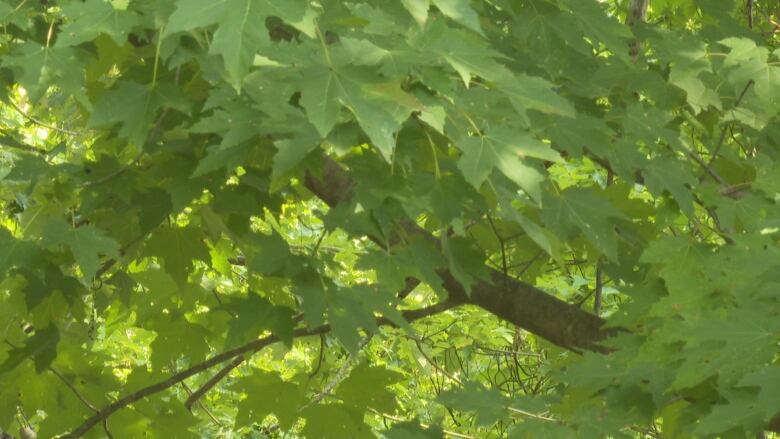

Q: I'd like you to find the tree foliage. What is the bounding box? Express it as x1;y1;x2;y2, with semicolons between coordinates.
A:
0;0;779;437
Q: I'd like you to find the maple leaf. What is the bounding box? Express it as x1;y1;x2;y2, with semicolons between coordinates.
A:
164;0;314;89
56;0;140;47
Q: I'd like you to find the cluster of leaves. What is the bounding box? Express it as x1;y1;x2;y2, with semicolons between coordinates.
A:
0;0;779;438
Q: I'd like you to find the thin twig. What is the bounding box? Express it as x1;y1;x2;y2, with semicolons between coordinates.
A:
700;80;754;181
303;335;372;409
179;379;223;427
309;334;326;377
473;345;542;358
83;108;172;188
184;355;245;411
594;262;604;315
2;340;114;438
0;130;46;155
485;214;507;276
414;338;463;385
6;99;80;136
62;330;309;438
507;406;557;422
369;409;476;439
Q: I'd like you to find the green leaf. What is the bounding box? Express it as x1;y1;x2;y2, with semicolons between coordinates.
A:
328;287;380;353
0;325;59;374
695;396;765;436
456;128;550;202
2;42;89;105
738;368;780;418
340;37;391;66
649;29;721;112
223;292;295;347
641;157;696;218
143;225;210;283
292;267;328;328
336;363;404;413
66;225;121;281
299;68;343;138
558;0;632;61
443;236;489;295
401;0;430;26
56;0;140;47
431;0;482;35
299;67;414;160
358;238;446;293
89;81;190;147
191;142;253;177
243;232;291;276
0;228;34;275
43;218;120;281
165;0;311;89
497;191;555;258
542;188;625;261
0;1;13;24
300;404;373;439
496;74;576;117
509;421;576;439
437;382;509;426
272;126;321;178
149;318;210;369
719;37;780;122
385;422;444;438
233;372;304;430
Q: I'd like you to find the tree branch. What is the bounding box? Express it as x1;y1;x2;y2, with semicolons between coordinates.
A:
5;99;80;136
184;355;245;411
62;300;458;438
304;157;616;353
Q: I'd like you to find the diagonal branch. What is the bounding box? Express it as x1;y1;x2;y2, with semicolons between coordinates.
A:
184;355;244;410
304;156;616;353
61;300;458;438
5;99;81;136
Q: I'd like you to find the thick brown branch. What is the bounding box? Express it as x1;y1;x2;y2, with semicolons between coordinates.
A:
305;156;780;435
304;157;616;352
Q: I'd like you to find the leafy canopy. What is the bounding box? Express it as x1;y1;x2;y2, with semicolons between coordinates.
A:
0;0;779;438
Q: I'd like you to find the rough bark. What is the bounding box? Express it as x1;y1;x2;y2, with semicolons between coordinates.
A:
305;155;780;435
304;156;616;353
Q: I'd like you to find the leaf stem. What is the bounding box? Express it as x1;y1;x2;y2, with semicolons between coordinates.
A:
424;128;441;179
151;25;165;88
314;22;334;68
